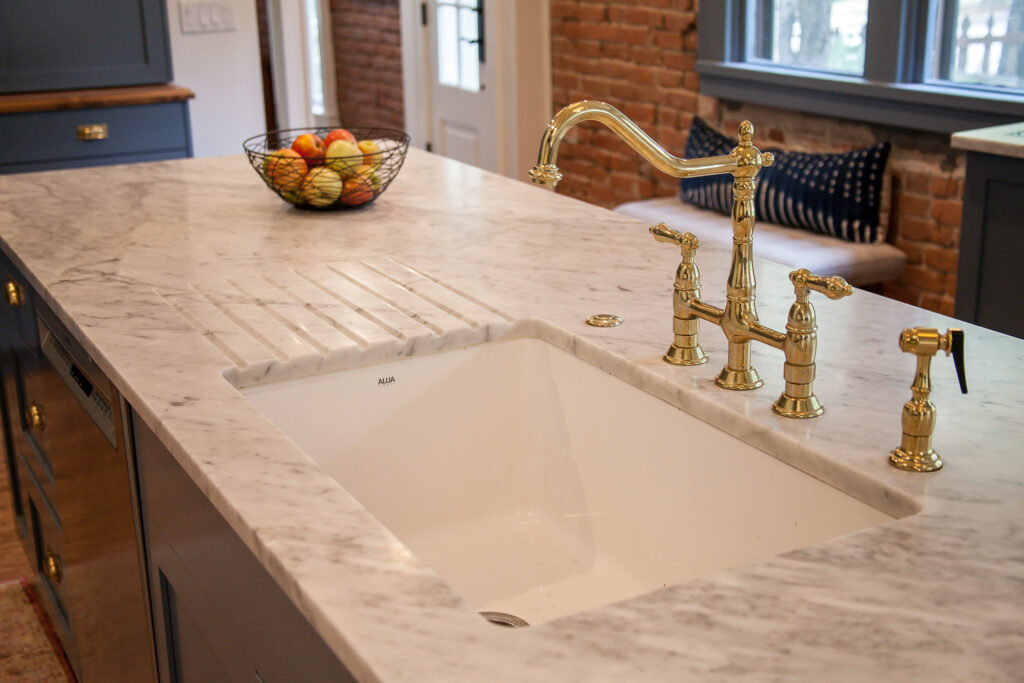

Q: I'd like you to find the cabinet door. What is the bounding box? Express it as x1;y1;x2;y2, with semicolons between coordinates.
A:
955;152;1024;339
0;251;35;533
133;411;357;683
0;0;172;93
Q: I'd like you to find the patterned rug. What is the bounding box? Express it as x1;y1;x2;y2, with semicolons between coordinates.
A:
0;579;77;682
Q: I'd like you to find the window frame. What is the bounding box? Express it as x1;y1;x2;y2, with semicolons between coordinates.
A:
697;0;1024;134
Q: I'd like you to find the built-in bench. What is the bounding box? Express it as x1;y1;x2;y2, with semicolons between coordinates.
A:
615;197;906;288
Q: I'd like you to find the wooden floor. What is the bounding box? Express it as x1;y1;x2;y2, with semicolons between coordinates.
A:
0;457;33;581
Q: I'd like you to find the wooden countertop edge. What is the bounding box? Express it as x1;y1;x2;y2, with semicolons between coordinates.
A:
0;84;196;115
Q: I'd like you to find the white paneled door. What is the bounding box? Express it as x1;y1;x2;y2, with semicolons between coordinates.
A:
425;0;499;170
401;0;552;180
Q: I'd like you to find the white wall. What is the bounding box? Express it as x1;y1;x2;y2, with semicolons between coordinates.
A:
166;0;266;157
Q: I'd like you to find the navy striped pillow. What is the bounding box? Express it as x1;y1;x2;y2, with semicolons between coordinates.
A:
679;117;891;244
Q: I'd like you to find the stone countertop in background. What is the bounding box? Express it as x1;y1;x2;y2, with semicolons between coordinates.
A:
0;151;1021;681
951;121;1024;159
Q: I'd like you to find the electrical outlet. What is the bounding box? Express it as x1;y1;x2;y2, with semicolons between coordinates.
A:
179;1;236;34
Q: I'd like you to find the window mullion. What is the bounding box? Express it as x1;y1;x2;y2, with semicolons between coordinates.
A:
932;0;958;82
863;0;911;82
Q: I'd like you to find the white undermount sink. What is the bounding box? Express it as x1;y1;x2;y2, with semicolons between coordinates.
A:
240;335;897;626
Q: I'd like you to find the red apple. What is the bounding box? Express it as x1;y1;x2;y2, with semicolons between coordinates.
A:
291;133;326;164
340;176;375;206
323;128;357;148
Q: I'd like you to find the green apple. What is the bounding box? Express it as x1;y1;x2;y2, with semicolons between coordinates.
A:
325;140;362;178
300;167;343;207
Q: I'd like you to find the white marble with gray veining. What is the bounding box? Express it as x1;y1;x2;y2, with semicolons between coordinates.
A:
1;151;1022;681
951;121;1024;159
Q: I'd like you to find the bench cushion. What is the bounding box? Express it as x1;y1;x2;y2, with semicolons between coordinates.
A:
614;197;906;287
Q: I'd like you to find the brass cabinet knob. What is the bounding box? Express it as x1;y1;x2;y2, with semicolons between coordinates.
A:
26;402;46;432
5;278;22;307
44;549;63;584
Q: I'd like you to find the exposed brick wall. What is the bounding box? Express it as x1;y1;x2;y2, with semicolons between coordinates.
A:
329;0;404;130
549;0;964;314
712;102;964;314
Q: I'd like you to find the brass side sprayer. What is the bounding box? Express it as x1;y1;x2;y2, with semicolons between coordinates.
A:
889;327;968;472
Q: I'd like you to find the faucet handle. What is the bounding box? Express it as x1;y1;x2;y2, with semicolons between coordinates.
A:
950;329;968;393
771;269;853;419
789;268;853;300
650;223;700;257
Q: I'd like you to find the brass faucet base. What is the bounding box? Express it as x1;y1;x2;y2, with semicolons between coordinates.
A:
664;344;707;366
715;366;763;391
889;447;943;472
771;394;824;419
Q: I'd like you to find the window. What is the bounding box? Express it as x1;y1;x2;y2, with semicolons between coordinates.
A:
437;0;483;92
304;0;327;117
751;0;869;75
697;0;1024;133
932;0;1024;90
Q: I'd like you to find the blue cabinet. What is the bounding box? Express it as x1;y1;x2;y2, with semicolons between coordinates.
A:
0;96;192;174
0;0;192;173
0;0;172;94
134;413;357;682
954;151;1024;339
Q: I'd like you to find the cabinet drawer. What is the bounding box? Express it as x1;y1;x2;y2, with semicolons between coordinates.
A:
0;102;190;169
22;461;73;645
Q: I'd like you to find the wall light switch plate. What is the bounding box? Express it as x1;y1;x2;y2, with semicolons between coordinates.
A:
179;1;236;34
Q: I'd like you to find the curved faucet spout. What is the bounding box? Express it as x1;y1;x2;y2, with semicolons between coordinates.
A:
528;100;772;189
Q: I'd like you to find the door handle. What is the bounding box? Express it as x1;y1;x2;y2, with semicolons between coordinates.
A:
27;402;46;432
44;549;63;584
5;278;23;307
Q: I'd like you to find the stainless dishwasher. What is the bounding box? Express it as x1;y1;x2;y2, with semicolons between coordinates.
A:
15;303;157;682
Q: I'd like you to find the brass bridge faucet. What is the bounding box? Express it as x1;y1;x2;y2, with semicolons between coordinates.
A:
530;100;853;418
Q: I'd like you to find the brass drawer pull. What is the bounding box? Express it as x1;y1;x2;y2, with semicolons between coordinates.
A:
5;278;22;307
77;123;108;141
26;402;46;432
44;549;63;584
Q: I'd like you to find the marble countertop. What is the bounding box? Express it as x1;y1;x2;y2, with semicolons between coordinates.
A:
951;121;1024;159
1;152;1022;681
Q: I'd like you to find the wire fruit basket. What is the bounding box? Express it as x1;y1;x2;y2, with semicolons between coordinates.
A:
243;127;410;210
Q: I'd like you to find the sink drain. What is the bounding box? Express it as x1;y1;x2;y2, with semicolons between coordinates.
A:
480;611;530;628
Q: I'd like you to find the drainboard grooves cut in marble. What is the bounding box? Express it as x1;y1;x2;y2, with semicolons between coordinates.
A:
325;263;448;335
295;265;427;340
359;257;514;329
391;256;515;323
225;276;359;355
158;289;275;369
191;283;314;361
161;261;511;378
259;273;371;349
